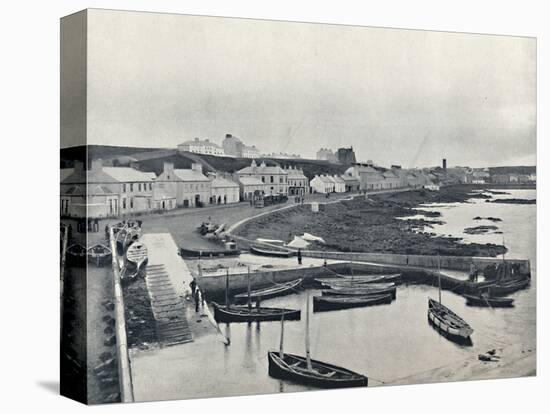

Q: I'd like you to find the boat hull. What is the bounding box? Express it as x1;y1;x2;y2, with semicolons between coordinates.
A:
234;279;302;304
321;286;396;300
268;351;368;389
488;279;530;296
212;303;301;323
428;299;473;345
179;247;241;258
313;294;393;312
250;246;295;258
463;294;514;308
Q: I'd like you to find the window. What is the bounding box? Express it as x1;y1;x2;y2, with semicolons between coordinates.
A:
122;198;127;209
149;183;152;191
270;176;274;183
130;183;134;192
130;198;134;209
138;183;142;192
261;177;265;183
122;183;126;192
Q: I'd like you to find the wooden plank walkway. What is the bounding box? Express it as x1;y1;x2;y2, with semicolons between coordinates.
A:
145;263;193;346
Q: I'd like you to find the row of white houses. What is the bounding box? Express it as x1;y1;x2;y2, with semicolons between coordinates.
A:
60;159;311;218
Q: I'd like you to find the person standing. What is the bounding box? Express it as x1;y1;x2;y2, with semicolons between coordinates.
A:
297;248;302;265
194;289;201;312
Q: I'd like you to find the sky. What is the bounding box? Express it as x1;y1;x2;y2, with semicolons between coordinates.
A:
71;9;536;168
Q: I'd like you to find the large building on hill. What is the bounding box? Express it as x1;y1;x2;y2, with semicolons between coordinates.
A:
178;137;225;156
222;133;244;157
242;145;261;159
337;147;357;165
236;160;288;196
316;148;338;163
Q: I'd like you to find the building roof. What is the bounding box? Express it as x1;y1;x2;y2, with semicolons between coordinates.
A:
102;167;156;182
331;175;345;184
172;169;210;182
238;177;264;186
340;174;359;183
179;138;222;148
237;161;287;175
382;170;398;179
211;176;239;188
286;168;307;179
312;175;334;184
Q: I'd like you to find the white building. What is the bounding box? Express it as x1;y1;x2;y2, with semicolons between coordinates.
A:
242;145;261;159
209;175;240;204
156;162;211;207
331;175;346;193
285;166;309;196
310;175;335;194
237;176;265;201
178;138;225;156
236;160;288;195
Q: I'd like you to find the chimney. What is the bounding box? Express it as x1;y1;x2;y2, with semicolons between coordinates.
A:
191;163;203;174
442;159;447;170
225;133;232;138
91;159;103;171
164;162;174;174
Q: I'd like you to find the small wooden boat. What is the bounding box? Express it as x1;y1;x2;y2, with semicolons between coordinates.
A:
212;303;301;323
213;269;300;323
87;243;112;267
321;281;395;290
316;273;402;285
321;286;396;299
487;278;530;296
115;227;141;254
234;278;302;303
428;298;474;344
250;245;295;258
179;246;241;258
126;241;148;270
66;243;87;266
463;293;514;308
268;292;368;388
313;294;393;312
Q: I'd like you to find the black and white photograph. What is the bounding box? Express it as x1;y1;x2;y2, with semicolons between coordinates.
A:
4;1;547;412
58;8;538;404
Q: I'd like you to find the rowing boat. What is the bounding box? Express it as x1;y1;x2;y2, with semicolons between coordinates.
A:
267;291;368;389
321;285;396;299
315;273;402;285
487;278;530;296
233;278;302;303
321;281;395;290
87;243;112;267
250;245;295;258
212;303;301;323
463;293;514;308
313;294;393;312
428;298;473;344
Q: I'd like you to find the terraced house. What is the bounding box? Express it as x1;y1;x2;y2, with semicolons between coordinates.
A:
60;159;156;218
156;162;211;207
236;160;288;196
284;165;309;196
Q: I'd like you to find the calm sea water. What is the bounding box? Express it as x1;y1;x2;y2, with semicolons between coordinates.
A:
177;189;537;397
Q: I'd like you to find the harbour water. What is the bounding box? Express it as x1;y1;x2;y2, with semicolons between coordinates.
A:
132;189;536;400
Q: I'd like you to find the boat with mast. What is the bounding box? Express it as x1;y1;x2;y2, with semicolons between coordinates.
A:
268;292;368;388
427;253;473;345
211;269;301;323
233;278;302;304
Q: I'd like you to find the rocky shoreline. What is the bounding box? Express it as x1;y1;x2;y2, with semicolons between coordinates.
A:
235;185;508;257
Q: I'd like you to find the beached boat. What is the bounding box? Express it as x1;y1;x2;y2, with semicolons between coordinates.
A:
317;273;401;284
487;278;530;296
428;255;473;345
212;269;301;323
87;243;112;267
463;293;514;308
321;281;395;290
212;303;301;323
126;241;148;270
313;294;393;312
321;285;396;299
268;292;368;388
234;278;302;303
66;243;87;266
250;245;295;258
179;246;241;258
428;299;474;344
